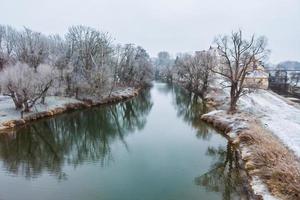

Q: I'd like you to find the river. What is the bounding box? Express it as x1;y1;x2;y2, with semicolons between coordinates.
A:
0;82;247;200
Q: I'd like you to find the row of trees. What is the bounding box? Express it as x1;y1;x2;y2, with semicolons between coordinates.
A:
175;51;216;99
154;30;269;112
0;25;153;112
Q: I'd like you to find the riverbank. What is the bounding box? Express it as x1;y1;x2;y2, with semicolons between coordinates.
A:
201;89;300;200
202;111;300;200
0;87;141;131
172;79;300;199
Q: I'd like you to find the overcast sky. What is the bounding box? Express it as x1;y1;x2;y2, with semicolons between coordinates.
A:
0;0;299;63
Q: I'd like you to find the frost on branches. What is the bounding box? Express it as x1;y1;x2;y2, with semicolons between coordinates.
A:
0;63;57;112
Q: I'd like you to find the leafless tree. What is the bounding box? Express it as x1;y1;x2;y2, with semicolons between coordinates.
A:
175;51;216;99
0;26;6;70
155;51;174;82
196;51;217;98
0;24;153;102
115;44;152;87
289;72;300;93
48;35;70;78
0;63;57;112
15;28;49;72
115;43;136;85
134;46;153;85
213;30;269;112
66;25;114;98
0;25;18;70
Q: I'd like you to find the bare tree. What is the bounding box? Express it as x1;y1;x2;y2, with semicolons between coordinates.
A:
116;43;136;85
67;25;113;70
155;51;174;82
0;63;56;112
289;72;300;93
115;44;152;87
66;25;114;98
0;25;6;70
196;51;216;98
175;53;197;89
213;30;269;112
0;24;153;102
16;28;49;72
0;25;18;70
48;35;70;80
175;51;216;99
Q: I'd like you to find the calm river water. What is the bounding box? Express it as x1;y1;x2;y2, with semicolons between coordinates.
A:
0;82;247;200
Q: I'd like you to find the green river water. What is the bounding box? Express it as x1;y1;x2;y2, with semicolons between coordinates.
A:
0;82;247;200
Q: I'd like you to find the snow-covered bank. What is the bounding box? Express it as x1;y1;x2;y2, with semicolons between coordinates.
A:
0;87;140;130
0;96;81;124
201;86;300;200
239;90;300;158
202;110;300;200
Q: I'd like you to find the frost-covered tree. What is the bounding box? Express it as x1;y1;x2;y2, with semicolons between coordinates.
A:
116;43;137;84
155;51;174;81
15;28;49;72
48;35;70;78
0;24;153;101
213;30;269;112
65;25;114;98
0;63;57;112
134;46;153;85
115;44;152;86
0;25;18;70
67;25;113;70
47;34;73;95
175;51;216;99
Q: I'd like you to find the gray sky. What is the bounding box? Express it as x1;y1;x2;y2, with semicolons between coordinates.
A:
0;0;299;63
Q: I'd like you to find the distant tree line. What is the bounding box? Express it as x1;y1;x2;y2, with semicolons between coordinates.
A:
154;30;269;113
268;68;300;95
0;25;153;112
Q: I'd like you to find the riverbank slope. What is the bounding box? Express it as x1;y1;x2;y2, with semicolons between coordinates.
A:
202;88;300;200
0;87;140;130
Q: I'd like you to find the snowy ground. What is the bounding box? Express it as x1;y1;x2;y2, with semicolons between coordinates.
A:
250;177;280;200
0;87;137;129
239;89;300;158
0;95;81;125
207;79;300;199
210;77;300;158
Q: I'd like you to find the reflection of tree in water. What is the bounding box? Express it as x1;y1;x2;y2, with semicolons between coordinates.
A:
167;84;247;199
0;89;153;179
171;85;211;139
195;142;248;200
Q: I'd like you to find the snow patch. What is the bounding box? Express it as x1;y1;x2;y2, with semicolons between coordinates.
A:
239;89;300;158
0;95;81;125
250;177;279;200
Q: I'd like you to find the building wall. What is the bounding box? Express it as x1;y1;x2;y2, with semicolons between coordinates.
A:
244;77;269;89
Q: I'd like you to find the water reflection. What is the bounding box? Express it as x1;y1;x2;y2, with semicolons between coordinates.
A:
0;89;153;179
0;83;248;200
171;84;210;140
194;143;247;200
169;83;247;199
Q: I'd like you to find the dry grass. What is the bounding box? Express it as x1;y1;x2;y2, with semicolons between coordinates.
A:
202;111;300;200
238;123;300;200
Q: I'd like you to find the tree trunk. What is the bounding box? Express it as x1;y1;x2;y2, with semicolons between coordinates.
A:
24;102;30;112
41;96;46;104
11;95;23;110
75;88;79;99
20;110;24;119
229;83;238;113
